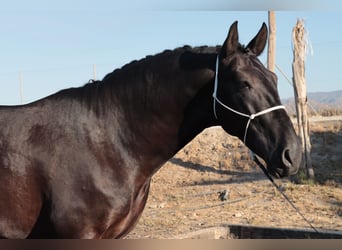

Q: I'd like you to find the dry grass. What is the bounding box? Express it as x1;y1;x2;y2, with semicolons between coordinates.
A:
310;120;342;185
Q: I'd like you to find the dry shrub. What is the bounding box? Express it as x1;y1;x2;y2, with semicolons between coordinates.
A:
310;120;342;133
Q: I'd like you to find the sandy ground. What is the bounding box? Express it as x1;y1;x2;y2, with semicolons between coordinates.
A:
125;119;342;239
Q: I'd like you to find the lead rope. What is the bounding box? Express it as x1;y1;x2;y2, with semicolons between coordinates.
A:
213;55;319;233
253;154;319;233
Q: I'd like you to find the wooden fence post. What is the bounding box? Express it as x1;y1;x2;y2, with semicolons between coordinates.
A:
267;11;276;72
292;19;314;179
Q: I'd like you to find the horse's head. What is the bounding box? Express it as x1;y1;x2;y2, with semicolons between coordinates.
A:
214;21;302;178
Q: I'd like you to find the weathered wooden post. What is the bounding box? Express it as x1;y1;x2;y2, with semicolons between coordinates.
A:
267;11;276;73
292;19;314;179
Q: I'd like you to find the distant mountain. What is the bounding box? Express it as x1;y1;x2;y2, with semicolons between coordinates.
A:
307;90;342;105
282;90;342;116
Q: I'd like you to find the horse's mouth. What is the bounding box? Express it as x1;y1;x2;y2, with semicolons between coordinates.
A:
254;154;290;179
268;167;289;179
270;169;281;178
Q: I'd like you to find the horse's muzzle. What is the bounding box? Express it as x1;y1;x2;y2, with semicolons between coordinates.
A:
268;147;301;178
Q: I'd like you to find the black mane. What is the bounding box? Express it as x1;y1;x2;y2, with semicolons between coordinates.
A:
44;43;252;112
55;43;248;98
102;45;221;81
100;43;249;83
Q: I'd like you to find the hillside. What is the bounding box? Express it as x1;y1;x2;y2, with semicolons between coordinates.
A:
282;90;342;116
307;90;342;105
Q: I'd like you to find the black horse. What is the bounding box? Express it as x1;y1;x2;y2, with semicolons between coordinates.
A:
0;21;301;238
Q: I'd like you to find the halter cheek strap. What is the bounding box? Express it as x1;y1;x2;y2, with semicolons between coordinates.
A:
212;55;286;144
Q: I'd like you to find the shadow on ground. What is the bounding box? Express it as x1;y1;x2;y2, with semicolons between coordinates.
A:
169;157;266;185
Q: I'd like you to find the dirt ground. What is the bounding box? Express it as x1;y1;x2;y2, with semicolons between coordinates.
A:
125;119;342;239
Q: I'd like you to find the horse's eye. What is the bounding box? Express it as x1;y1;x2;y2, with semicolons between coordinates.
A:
240;81;251;90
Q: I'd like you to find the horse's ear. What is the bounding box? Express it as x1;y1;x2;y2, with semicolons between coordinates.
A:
221;21;239;58
246;22;268;56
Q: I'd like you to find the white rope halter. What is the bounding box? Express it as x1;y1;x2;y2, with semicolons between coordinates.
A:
212;55;286;144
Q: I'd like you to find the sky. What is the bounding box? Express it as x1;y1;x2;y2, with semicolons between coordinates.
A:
1;1;342;105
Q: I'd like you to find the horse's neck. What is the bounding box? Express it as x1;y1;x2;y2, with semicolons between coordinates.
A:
113;58;215;173
177;82;218;149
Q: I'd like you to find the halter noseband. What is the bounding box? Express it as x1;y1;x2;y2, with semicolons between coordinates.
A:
212;55;286;144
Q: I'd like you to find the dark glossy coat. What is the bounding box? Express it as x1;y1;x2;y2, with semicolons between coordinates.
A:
0;21;301;238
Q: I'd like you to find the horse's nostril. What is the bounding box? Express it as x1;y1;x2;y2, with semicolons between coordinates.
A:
282;148;293;168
